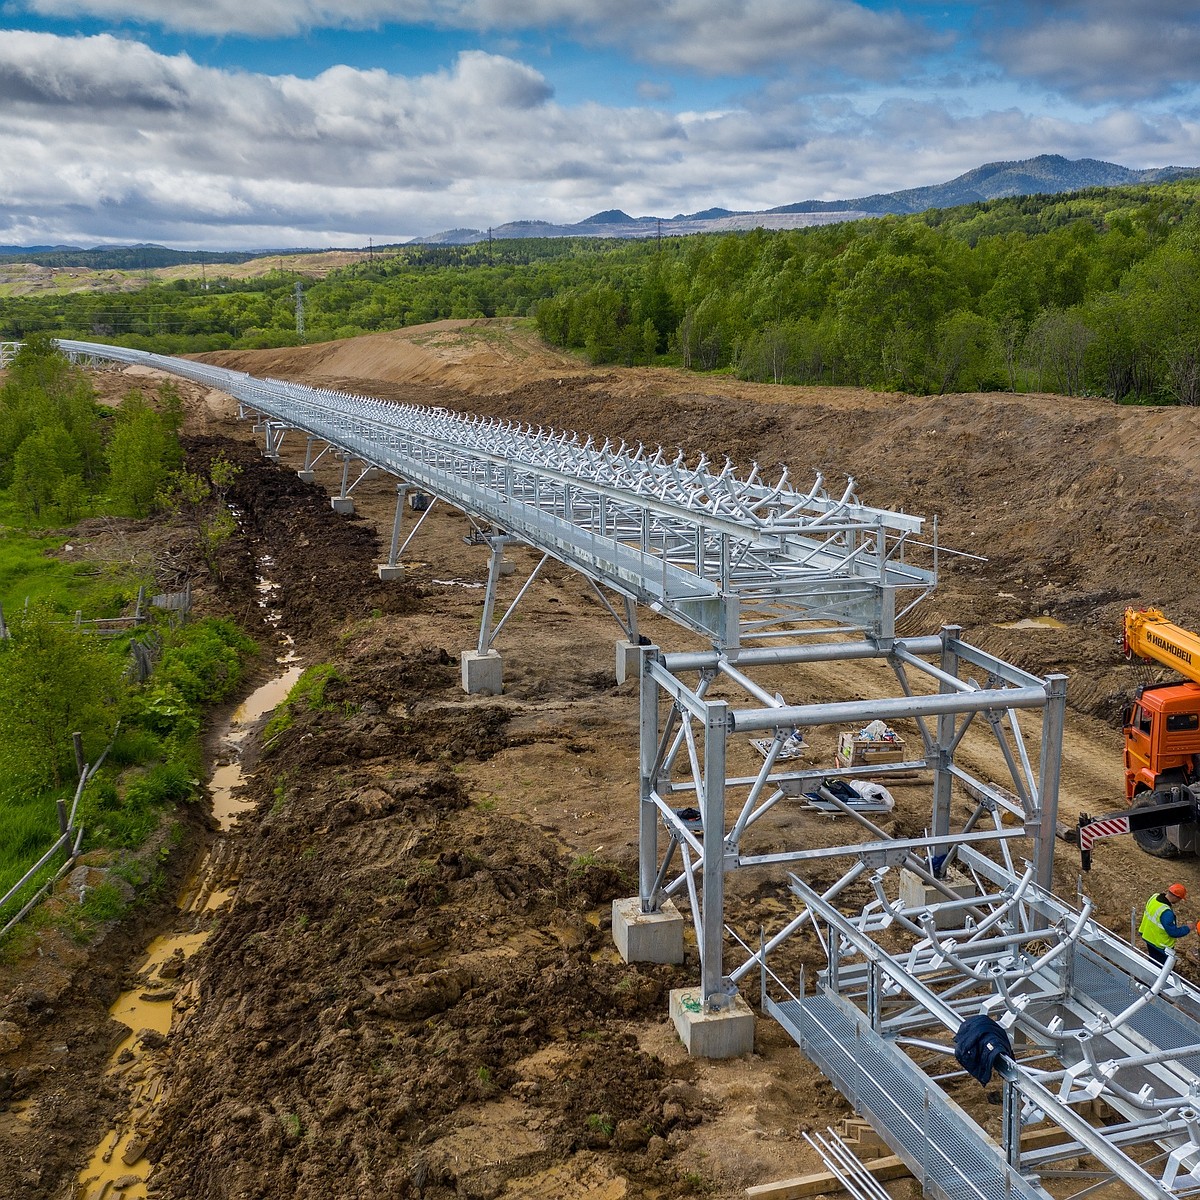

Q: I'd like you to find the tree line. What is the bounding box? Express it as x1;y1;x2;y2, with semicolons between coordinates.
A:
4;179;1200;401
532;186;1200;401
0;336;239;562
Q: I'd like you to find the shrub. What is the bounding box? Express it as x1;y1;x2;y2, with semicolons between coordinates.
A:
155;618;257;704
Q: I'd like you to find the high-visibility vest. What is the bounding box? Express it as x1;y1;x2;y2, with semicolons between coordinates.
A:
1139;895;1177;950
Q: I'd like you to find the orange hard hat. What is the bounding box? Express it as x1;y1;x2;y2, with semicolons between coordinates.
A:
1168;883;1188;900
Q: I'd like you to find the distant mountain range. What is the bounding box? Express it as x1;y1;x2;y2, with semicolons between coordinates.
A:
412;154;1200;244
3;156;1198;265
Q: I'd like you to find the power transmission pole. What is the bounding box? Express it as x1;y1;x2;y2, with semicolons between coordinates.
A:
488;226;493;266
294;282;305;342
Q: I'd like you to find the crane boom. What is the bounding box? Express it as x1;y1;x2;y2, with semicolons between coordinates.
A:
1124;607;1200;685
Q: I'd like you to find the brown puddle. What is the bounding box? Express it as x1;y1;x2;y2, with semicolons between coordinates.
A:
75;663;302;1200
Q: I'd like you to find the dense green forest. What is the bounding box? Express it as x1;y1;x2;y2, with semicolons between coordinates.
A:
0;338;255;933
0;334;189;526
0;245;292;270
5;180;1200;401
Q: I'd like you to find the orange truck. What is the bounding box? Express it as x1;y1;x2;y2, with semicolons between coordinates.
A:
1122;607;1200;802
1076;608;1200;864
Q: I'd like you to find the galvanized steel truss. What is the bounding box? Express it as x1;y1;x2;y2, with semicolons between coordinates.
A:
764;845;1200;1199
636;631;1068;1010
55;340;934;650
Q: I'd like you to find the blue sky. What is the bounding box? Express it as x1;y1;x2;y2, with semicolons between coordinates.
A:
1;1;1199;248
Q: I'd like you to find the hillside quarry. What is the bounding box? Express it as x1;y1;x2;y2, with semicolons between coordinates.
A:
3;317;1200;1200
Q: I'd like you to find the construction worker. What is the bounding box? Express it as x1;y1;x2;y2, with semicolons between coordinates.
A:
1139;883;1191;965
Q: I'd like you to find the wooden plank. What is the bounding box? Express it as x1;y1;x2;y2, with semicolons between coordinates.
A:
745;1153;912;1199
746;1128;1073;1199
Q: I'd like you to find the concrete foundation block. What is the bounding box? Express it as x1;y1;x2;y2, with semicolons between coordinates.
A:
297;470;316;484
669;987;756;1059
899;868;977;930
330;497;355;515
615;640;644;684
612;897;684;964
461;649;503;695
377;564;405;582
498;558;516;577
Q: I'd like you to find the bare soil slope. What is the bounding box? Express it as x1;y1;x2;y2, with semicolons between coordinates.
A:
3;318;1200;1200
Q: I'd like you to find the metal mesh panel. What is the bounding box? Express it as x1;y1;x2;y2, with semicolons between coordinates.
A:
1075;948;1200;1076
771;994;1045;1200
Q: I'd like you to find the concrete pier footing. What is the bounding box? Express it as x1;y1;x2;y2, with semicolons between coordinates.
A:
899;868;978;930
377;564;405;582
298;470;316;484
669;988;756;1059
461;649;503;695
612;897;685;964
330;497;355;515
615;640;644;684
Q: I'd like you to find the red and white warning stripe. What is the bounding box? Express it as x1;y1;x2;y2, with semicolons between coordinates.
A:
1080;815;1131;852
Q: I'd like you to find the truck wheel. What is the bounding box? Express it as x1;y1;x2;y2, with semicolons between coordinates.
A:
1132;788;1184;859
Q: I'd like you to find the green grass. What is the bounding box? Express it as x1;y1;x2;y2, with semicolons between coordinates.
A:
568;851;601;875
0;792;68;921
262;663;342;743
0;528;147;617
79;880;127;922
76;762;197;850
1;612;254;936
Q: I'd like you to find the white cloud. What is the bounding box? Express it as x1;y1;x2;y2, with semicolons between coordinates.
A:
637;80;675;102
0;30;1198;249
15;0;946;82
616;0;945;80
16;0;414;37
980;1;1200;102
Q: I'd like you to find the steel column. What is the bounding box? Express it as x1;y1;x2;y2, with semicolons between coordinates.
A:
932;624;960;840
639;645;662;913
1036;673;1068;895
384;485;408;568
701;696;729;1008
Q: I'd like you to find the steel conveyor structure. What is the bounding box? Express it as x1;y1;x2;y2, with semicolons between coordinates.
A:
47;338;1195;1195
55;340;933;651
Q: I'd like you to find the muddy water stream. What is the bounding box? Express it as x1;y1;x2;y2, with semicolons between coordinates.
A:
76;568;301;1200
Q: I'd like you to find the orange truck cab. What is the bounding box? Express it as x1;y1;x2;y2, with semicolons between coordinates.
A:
1124;680;1200;800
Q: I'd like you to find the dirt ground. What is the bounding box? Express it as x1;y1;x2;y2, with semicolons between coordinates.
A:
3;318;1200;1200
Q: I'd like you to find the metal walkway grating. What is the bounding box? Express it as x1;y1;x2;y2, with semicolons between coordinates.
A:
770;992;1044;1200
